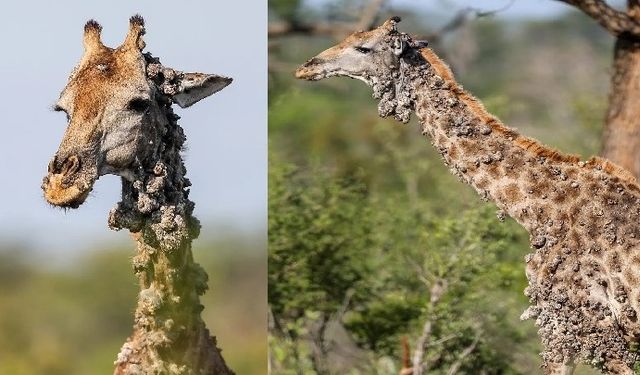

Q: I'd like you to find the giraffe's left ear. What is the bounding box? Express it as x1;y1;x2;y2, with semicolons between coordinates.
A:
172;73;233;108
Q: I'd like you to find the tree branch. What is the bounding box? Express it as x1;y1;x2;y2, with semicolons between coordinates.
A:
555;0;640;36
411;279;447;375
446;330;482;375
629;0;640;21
417;2;514;45
269;0;388;39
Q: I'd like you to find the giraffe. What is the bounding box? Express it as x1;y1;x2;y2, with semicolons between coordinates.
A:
296;17;640;374
42;16;234;375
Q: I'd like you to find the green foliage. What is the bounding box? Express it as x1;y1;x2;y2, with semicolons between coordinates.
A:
0;235;265;375
269;155;531;373
269;0;302;22
346;206;523;356
269;160;374;322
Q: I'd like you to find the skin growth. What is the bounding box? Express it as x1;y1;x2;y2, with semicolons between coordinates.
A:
297;17;640;374
43;16;233;374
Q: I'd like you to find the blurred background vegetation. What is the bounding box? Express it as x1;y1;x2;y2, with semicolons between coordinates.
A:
269;0;613;373
0;233;266;375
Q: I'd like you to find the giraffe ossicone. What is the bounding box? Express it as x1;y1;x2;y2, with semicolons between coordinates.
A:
42;15;232;208
298;16;640;374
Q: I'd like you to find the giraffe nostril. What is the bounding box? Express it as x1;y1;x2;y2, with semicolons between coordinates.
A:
60;155;81;176
304;57;324;67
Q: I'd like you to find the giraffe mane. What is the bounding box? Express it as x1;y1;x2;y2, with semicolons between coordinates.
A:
419;48;638;185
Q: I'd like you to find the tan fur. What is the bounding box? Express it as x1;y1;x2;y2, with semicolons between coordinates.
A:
72;48;142;123
586;156;638;182
43;174;89;207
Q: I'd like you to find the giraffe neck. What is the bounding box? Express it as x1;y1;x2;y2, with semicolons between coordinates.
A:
390;49;634;240
388;48;640;370
108;55;231;374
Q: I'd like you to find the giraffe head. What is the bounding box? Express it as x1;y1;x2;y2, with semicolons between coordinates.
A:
296;17;427;123
43;15;231;208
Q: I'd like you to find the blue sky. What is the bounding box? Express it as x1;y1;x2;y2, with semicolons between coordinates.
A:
0;1;266;254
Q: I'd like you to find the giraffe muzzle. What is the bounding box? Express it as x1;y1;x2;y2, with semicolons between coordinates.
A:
295;58;326;80
42;154;95;208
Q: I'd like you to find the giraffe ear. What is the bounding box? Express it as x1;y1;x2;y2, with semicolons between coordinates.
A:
412;40;429;49
172;73;233;108
392;37;407;56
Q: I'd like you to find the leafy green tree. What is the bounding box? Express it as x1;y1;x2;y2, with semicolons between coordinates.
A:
269;159;375;373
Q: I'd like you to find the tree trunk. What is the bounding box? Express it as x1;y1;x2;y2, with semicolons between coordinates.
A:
602;35;640;178
555;0;640;178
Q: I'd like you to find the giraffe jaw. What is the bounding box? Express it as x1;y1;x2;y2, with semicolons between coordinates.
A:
295;64;374;86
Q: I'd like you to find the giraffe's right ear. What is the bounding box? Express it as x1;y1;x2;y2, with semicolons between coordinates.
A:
171;73;233;108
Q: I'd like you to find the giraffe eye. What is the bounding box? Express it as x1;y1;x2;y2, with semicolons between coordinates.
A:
354;46;371;54
128;98;151;112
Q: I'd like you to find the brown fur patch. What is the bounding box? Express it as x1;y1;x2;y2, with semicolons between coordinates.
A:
459;139;481;155
448;144;458;160
552;190;567;205
486;163;501;179
476;177;489;191
503;183;522;204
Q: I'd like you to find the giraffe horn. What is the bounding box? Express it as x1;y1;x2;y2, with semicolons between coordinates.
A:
83;19;104;53
382;16;401;32
121;14;146;51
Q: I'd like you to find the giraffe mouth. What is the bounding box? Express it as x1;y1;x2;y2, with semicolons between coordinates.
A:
42;173;95;209
295;65;323;81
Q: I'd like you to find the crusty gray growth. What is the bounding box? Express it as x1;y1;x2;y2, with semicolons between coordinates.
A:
296;17;640;374
109;54;233;375
413;58;640;374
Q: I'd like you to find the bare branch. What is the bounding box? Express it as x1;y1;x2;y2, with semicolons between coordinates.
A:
269;0;387;39
268;20;354;39
407;257;433;286
335;288;355;322
411;314;433;375
429;333;458;346
421;2;515;44
446;330;481;375
412;279;447;375
555;0;640;36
